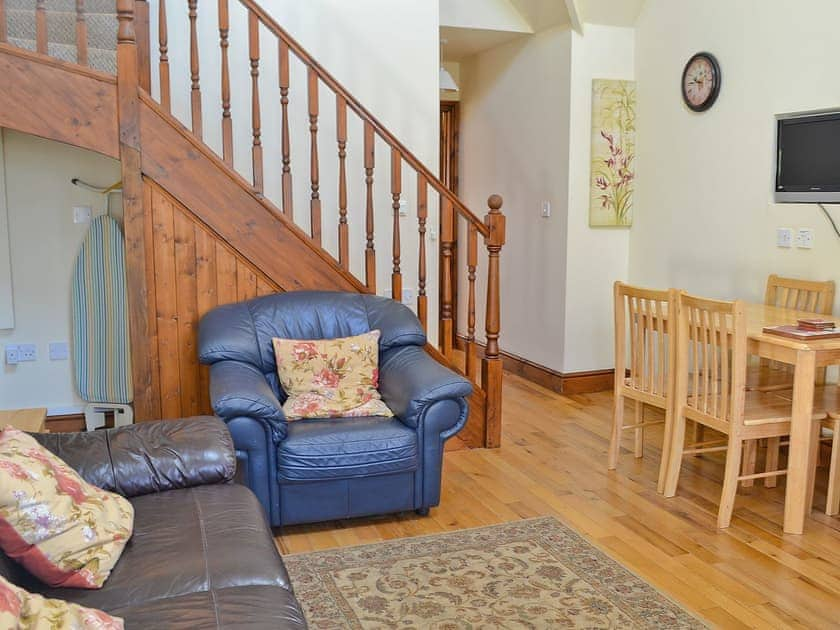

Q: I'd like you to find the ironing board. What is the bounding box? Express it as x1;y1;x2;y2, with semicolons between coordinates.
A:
71;215;133;430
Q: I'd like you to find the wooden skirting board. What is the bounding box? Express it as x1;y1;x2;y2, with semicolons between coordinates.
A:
455;336;613;395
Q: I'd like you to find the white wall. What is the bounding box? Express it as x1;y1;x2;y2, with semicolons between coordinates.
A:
0;131;121;413
458;24;634;374
562;25;634;372
631;0;840;311
147;0;441;339
459;27;573;372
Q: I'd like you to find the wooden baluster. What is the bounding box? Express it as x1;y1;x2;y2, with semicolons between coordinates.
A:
364;121;376;291
416;174;428;331
466;223;478;381
35;0;46;54
336;95;349;270
188;0;202;138
390;149;402;300
482;194;506;448
308;67;321;245
75;0;88;66
279;40;292;218
440;196;454;357
248;10;262;193
157;0;170;112
0;0;7;43
218;0;232;166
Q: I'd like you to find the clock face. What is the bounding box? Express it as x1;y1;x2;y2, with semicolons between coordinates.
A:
682;53;721;112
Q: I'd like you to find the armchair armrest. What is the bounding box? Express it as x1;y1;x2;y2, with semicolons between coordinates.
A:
32;417;236;498
379;345;473;429
210;360;288;443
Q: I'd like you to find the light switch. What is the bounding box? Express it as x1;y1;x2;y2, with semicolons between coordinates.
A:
399;199;409;217
49;341;70;360
73;206;92;224
542;201;551;218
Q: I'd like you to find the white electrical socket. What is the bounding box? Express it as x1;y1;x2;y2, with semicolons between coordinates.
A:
398;199;409;217
776;227;793;248
402;287;415;305
17;344;36;361
796;228;814;249
429;228;438;241
5;345;19;365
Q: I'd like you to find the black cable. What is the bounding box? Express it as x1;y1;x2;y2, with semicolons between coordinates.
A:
817;203;840;241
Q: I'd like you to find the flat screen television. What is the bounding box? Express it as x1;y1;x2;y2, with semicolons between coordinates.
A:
774;110;840;203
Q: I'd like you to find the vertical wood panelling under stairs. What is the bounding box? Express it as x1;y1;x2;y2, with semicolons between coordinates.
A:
144;179;280;418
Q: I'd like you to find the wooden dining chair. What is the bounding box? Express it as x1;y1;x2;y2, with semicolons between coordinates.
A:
610;283;678;493
662;293;798;528
771;386;840;514
748;275;835;489
747;275;835;392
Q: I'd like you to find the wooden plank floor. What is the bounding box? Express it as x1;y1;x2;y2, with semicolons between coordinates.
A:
275;372;840;628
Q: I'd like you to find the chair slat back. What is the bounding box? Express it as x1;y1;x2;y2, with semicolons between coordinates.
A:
676;293;747;427
765;274;835;315
614;283;677;401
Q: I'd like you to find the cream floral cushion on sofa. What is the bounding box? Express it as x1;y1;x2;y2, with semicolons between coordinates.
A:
0;574;123;629
272;330;393;419
0;428;133;589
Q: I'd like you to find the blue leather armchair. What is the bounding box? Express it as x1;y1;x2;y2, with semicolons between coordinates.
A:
198;291;472;527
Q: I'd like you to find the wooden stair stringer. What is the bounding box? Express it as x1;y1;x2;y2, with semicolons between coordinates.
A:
0;43;118;158
137;91;365;294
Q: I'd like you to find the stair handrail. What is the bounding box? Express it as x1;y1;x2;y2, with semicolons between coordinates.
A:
236;0;489;237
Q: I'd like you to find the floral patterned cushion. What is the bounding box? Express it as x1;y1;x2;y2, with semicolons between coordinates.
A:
0;427;133;589
0;574;123;629
272;330;394;420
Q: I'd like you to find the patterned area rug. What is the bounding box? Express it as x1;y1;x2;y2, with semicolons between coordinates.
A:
284;516;705;629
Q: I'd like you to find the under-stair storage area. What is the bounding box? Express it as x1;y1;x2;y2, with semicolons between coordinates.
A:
0;130;122;426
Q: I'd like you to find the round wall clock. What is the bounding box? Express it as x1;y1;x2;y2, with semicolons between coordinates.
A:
681;52;721;112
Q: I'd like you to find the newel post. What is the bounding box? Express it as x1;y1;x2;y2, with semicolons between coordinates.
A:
482;194;506;448
117;0;160;421
133;1;151;92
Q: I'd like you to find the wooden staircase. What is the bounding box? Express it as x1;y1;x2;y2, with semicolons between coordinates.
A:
0;0;507;448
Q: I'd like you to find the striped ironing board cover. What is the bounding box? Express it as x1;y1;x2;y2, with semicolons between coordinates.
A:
72;215;133;404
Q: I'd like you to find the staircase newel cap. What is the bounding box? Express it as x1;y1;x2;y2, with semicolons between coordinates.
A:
484;195;505;248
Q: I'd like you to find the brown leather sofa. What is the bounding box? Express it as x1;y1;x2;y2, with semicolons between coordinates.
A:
0;417;307;629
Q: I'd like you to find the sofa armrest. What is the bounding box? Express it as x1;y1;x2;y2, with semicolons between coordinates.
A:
210;360;288;443
379;345;473;429
32;417;236;498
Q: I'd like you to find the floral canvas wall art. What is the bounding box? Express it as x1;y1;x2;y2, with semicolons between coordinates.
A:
589;79;636;227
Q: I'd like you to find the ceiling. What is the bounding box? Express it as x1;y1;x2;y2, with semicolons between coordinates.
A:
441;26;528;61
440;0;647;62
508;0;571;32
580;0;647;27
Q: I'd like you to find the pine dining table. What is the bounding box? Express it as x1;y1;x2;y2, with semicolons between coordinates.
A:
743;302;840;534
